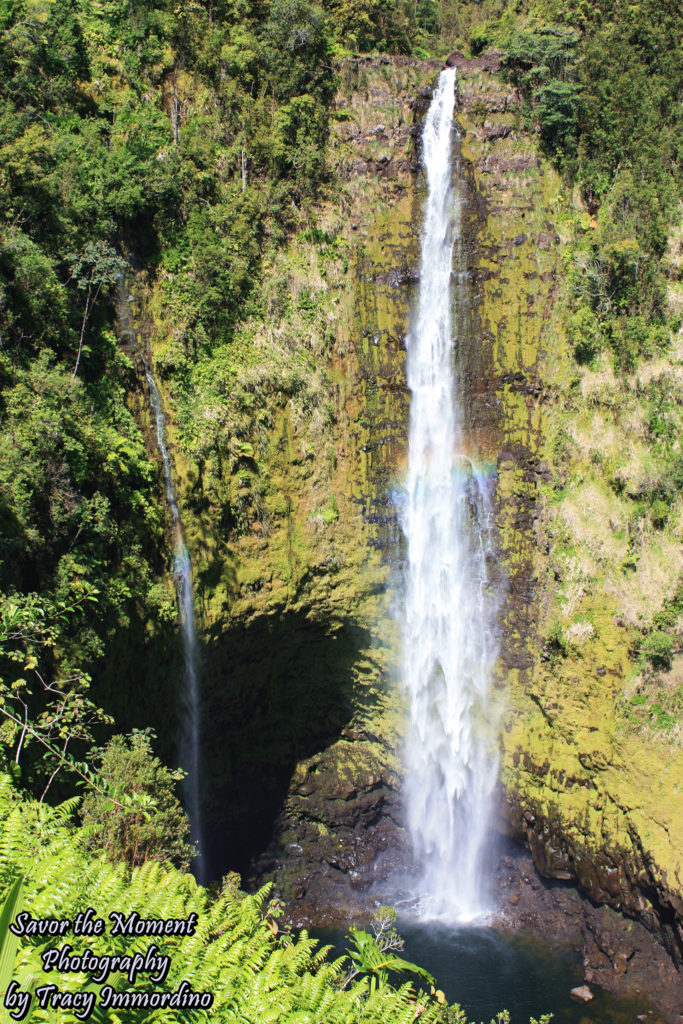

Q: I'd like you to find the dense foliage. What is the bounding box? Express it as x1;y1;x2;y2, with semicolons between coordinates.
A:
0;0;440;740
0;0;344;771
489;1;682;734
80;730;195;870
493;0;681;356
0;777;478;1023
3;0;679;745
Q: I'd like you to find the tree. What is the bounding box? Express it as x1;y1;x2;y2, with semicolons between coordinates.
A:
0;589;112;800
80;730;195;870
342;906;436;992
641;630;674;671
65;241;126;383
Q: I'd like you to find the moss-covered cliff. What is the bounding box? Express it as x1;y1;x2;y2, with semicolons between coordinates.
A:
453;54;683;966
142;58;440;884
141;51;681;965
2;0;680;1017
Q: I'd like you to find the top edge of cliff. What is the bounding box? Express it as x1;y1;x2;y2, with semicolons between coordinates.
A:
336;50;504;75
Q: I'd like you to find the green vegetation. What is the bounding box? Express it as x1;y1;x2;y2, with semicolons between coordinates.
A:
0;777;521;1023
3;0;677;722
344;907;435;990
641;630;675;672
447;0;682;374
0;590;112;796
475;0;683;748
1;0;681;1011
80;730;195;870
500;0;680;370
0;0;342;716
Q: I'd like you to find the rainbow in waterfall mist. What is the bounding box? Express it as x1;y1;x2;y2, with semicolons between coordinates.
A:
400;66;499;922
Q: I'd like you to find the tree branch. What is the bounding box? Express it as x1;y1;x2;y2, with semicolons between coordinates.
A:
0;705;128;810
71;274;93;384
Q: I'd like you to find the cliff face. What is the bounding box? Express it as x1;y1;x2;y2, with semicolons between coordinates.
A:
174;58;439;884
454;58;683;965
145;54;682;965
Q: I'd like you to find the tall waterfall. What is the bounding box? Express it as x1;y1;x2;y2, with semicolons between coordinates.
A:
145;372;204;882
400;67;498;921
115;279;204;882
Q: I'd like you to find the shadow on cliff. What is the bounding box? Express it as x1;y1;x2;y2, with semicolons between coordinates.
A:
199;609;367;882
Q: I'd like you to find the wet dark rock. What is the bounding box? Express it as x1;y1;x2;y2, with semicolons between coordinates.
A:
447;50;503;74
493;846;683;1022
481;154;537;174
262;837;683;1022
503;791;683;969
481;122;513;141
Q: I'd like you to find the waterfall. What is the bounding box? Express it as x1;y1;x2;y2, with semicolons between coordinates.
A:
400;67;498;921
115;280;204;881
145;372;204;882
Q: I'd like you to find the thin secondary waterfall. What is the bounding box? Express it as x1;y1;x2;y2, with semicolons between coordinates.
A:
115;279;204;881
401;67;498;921
145;372;204;881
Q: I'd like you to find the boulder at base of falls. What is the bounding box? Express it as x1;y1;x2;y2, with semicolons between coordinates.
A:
570;985;594;1003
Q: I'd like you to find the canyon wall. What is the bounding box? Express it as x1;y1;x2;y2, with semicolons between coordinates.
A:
145;55;682;961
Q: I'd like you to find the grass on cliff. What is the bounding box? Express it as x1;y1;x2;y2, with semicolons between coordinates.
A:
491;0;683;745
540;279;682;743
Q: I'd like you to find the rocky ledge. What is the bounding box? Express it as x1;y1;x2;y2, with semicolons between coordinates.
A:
495;843;683;1024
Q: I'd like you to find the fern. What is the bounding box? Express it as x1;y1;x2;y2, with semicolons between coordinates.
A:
0;777;453;1023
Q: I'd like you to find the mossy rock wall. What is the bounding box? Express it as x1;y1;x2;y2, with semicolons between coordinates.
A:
452;56;683;961
136;54;682;953
170;58;442;884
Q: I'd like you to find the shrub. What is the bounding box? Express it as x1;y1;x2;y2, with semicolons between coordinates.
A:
651;499;669;529
80;730;195;870
641;630;674;671
567;305;602;364
470;24;491;56
546;620;568;659
321;494;339;525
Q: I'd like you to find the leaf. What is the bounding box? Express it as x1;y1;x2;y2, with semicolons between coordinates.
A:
0;876;24;996
374;954;435;984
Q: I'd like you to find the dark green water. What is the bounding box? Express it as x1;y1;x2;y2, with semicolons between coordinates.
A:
315;920;654;1024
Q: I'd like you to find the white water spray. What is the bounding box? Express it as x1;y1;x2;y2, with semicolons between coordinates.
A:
401;67;498;921
145;372;204;881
